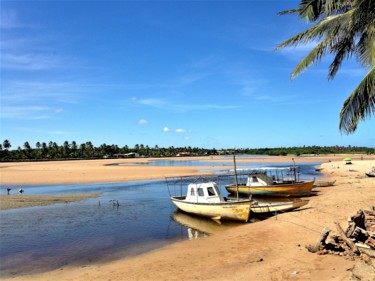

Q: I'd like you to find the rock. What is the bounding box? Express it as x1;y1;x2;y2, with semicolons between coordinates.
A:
351;260;375;281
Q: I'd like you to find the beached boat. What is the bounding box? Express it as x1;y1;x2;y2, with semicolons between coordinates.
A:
365;167;375;177
168;181;253;222
344;157;352;165
314;179;336;187
225;167;315;197
250;199;309;214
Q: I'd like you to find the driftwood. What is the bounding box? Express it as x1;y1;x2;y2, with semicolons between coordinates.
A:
334;222;360;255
306;227;331;253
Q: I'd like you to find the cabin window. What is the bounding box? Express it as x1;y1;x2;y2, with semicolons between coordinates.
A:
197;188;204;196
190;188;195;196
252;176;258;183
207;187;216;196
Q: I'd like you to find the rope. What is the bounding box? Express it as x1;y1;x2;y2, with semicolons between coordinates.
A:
269;209;329;234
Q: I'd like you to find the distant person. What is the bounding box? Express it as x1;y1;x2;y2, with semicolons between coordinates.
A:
6;188;11;195
19;188;24;194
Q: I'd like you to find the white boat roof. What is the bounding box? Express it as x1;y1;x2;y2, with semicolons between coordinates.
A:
230;167;299;172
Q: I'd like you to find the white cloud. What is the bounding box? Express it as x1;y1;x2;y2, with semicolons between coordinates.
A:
137;97;239;112
176;129;186;134
138;119;148;125
1;53;78;71
1;106;52;120
276;40;322;61
163;127;170;133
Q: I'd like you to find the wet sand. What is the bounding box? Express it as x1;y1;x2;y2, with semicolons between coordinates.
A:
0;155;374;280
0;193;100;210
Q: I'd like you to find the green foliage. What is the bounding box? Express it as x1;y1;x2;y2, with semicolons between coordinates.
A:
0;139;373;161
276;0;375;134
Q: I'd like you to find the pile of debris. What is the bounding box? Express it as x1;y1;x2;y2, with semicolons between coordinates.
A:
306;207;375;280
306;207;375;257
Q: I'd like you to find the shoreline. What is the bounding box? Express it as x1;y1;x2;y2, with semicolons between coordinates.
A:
1;154;373;185
1;155;374;280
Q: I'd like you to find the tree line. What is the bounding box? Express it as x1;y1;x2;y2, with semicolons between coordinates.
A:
0;139;373;161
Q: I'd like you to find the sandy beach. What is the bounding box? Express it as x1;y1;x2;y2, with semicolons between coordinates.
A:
0;155;374;280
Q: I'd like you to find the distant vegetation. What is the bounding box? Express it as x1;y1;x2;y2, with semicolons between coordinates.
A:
0;139;373;162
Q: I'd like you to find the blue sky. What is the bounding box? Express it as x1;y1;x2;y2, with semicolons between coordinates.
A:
1;0;374;150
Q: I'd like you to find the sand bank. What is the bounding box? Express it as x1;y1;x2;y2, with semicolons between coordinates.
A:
1;154;372;185
0;155;374;280
0;193;100;210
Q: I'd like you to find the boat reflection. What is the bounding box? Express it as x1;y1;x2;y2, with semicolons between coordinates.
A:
171;210;244;239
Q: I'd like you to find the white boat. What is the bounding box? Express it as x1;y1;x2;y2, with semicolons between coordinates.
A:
250;199;309;214
365;167;375;177
169;181;253;222
314;179;336;187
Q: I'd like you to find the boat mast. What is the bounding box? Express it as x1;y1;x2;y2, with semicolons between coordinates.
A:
233;154;239;201
292;158;296;182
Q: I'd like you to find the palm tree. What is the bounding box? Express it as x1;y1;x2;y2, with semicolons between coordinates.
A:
276;0;375;134
42;142;47;159
24;141;31;158
63;141;70;158
71;141;78;158
35;142;42;159
3;139;11;150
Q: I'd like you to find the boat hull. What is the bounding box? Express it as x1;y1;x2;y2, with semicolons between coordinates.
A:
171;197;252;222
314;180;336;187
225;181;315;197
251;199;308;214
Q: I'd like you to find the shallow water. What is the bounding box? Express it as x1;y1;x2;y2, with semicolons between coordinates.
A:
0;160;323;277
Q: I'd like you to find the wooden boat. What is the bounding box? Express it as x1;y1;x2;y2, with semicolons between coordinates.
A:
250;199;309;214
169;181;253;222
314;179;336;187
225;167;314;197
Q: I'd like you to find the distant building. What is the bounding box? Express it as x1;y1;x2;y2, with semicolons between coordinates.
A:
113;152;139;158
176;152;191;157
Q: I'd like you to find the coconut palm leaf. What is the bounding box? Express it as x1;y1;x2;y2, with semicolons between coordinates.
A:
356;28;375;67
275;12;351;50
277;0;374;134
278;0;353;20
339;66;375;133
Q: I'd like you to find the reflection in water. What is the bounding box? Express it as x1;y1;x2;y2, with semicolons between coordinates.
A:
171;210;264;240
0;161;322;277
172;210;243;235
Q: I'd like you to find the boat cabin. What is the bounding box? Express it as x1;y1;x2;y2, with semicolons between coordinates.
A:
243;167;299;186
246;173;273;187
185;182;224;203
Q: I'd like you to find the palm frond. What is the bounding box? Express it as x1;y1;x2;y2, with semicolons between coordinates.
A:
339;66;375;134
278;9;302;16
329;35;355;79
291;37;331;78
356;29;375;68
278;0;354;22
275;12;350;51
